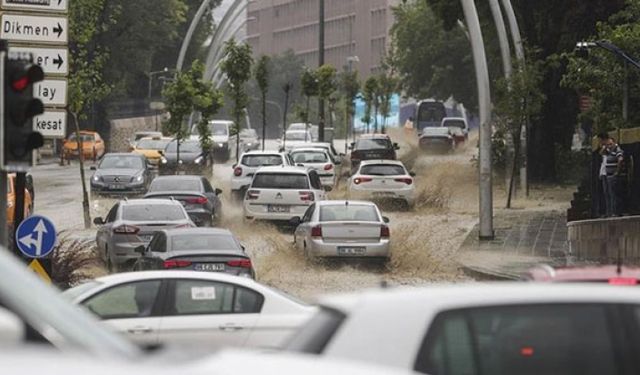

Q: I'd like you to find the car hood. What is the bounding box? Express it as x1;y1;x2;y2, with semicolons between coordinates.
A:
94;168;141;177
163;153;200;163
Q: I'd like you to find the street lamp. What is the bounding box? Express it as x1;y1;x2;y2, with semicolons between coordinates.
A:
148;67;174;99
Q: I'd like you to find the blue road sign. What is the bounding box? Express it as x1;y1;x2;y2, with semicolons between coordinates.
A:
16;215;57;259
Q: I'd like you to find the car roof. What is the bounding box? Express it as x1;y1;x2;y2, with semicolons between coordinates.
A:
120;198;181;206
255;166;309;174
359;160;405;167
316;200;377;207
526;265;640;282
161;227;233;237
152;175;202;181
102;153;144;158
242;151;285;156
421;127;451;136
93;270;261;290
290;148;329;153
209;120;233;124
358;133;390;139
442;117;466;122
138;136;172;141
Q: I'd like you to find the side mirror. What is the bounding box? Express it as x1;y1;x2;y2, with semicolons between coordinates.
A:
158;150;164;156
289;217;302;227
134;245;147;255
324;186;333;192
410;172;416;177
382;216;390;224
90;166;97;171
215;188;223;196
93;217;104;225
393;143;400;150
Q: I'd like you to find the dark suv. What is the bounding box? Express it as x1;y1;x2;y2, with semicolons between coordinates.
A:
349;135;399;174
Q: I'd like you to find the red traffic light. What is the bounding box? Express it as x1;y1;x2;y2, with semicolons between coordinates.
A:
7;62;44;92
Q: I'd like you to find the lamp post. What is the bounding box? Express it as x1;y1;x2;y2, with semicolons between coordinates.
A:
346;55;359;154
148;67;174;99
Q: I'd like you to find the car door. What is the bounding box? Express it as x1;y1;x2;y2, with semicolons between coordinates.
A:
308;171;325;200
201;178;220;213
138;233;167;270
97;203;119;255
157;279;260;351
81;279;166;347
295;204;315;251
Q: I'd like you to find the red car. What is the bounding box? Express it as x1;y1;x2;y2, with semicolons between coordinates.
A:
523;264;640;285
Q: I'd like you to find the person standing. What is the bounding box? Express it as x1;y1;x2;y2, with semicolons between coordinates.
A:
598;133;624;217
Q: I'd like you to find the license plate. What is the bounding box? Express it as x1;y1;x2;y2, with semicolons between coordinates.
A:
109;185;125;190
194;263;225;272
373;192;395;197
268;205;290;213
338;247;366;255
139;235;153;242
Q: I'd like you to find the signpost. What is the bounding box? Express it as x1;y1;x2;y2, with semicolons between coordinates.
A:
2;0;68;13
0;13;68;44
33;110;66;138
16;215;57;259
34;78;66;106
9;45;67;75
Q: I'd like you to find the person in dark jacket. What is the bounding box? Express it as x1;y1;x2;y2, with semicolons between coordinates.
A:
598;133;624;217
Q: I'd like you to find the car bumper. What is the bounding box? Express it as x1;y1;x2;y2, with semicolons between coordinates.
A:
231;177;253;192
243;203;310;221
159;165;205;175
111;241;147;265
349;187;415;206
308;239;390;258
91;183;147;196
319;175;336;187
186;209;213;226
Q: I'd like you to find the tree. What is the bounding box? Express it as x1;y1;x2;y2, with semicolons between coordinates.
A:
377;71;398;134
339;70;360;143
363;76;379;134
254;55;270;150
316;64;337;140
220;39;254;162
301;68;319;140
69;0;113;229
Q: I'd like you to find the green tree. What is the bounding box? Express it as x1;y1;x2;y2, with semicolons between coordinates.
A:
377;71;399;134
363;76;379;133
316;64;337;141
301;68;319;139
220;39;254;162
339;70;360;141
69;0;114;229
254;55;270;150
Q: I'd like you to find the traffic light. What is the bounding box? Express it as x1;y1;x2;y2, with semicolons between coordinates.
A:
4;58;45;166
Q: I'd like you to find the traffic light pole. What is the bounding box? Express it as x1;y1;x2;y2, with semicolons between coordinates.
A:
0;43;7;249
13;172;26;256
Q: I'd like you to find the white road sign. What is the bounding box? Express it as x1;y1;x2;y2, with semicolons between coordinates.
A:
1;13;68;44
34;79;67;107
1;0;68;12
9;46;68;75
34;110;66;138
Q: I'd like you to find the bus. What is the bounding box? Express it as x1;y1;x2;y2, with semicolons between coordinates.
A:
415;100;447;133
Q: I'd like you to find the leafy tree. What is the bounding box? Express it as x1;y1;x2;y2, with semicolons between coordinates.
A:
254;55;270;150
301;68;319;139
69;0;114;229
220;39;254;162
363;76;379;133
377;71;399;134
339;70;360;141
316;64;337;141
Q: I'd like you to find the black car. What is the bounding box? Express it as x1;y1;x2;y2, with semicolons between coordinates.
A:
159;140;213;176
349;136;400;174
90;153;151;196
144;175;223;227
133;228;255;279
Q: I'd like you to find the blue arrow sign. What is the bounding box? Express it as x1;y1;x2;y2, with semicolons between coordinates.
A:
16;215;57;259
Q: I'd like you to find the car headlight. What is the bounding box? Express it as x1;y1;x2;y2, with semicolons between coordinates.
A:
194;156;204;164
218;143;225;148
178;160;183;165
134;175;144;183
161;157;168;164
92;175;101;183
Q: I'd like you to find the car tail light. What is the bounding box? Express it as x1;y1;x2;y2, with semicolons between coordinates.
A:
163;260;192;269
299;191;315;202
227;259;252;268
246;190;260;200
520;347;534;357
395;178;413;185
353;177;372;185
380;225;390;238
186;196;208;205
324;164;333;171
311;226;322;238
609;277;638;285
113;225;140;234
234;166;243;177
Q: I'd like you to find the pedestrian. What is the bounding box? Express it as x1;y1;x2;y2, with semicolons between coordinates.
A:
404;116;415;136
598;133;624;217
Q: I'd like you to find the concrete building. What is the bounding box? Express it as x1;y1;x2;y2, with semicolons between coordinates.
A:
246;0;401;76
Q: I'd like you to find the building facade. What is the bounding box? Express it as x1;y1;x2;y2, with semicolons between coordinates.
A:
246;0;400;76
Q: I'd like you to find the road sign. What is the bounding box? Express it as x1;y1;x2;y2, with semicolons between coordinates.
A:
0;13;68;44
28;259;52;284
16;215;57;259
2;0;68;13
34;78;66;106
33;110;66;138
9;46;67;75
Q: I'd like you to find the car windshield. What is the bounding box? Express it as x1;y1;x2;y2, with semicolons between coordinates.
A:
171;234;239;251
69;134;95;142
62;281;103;301
355;138;392;150
122;205;186;221
165;141;201;153
241;154;283;167
240;129;258;138
99;155;144;169
445;119;466;129
252;173;309;189
360;164;406;176
291;151;328;164
319;205;379;222
149;178;202;192
287;131;309;141
288;124;307;131
136;139;169;150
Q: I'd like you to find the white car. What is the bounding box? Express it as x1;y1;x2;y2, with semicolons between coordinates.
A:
280;130;313;152
64;271;316;352
231;151;293;201
441;117;469;143
243;166;327;222
291;142;344;166
349;160;416;207
287;284;640;374
191;120;234;161
290;148;336;188
287;123;318;140
292;200;391;260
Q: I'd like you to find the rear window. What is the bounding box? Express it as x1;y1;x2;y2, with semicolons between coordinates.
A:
149;179;202;193
287;131;309;141
319;205;379;222
355;138;392;150
252;173;309;189
171;234;239;251
122;205;187;221
444;120;466;129
360;164;406;176
416;304;619;375
136;139;169;150
241;154;283;167
291;151;328;164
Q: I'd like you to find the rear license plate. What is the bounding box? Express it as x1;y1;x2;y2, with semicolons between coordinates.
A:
194;263;225;272
268;205;290;213
338;247;366;255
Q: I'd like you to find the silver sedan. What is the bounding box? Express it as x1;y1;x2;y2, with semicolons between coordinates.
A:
291;200;391;261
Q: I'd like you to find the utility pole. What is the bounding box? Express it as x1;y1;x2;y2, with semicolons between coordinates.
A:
0;43;7;249
461;0;494;240
318;0;325;142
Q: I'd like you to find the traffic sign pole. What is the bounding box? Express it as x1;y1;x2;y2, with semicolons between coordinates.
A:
0;41;7;249
12;172;26;256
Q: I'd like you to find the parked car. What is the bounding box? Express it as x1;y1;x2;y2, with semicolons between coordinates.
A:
131;136;172;167
349;160;416;208
128;131;162;151
291;200;390;260
94;199;194;271
239;128;260;152
280;130;313;152
65;271;316;351
63;131;106;161
243;166;327;222
523;264;640;285
145;175;223;227
90;153;152;196
132;228;254;278
291;142;343;165
418;127;456;153
191;120;233;161
441;117;469;144
6;174;33;224
287;123;318;141
231;151;293;201
290;148;336;188
349;134;399;174
160;140;213;176
287;284;640;374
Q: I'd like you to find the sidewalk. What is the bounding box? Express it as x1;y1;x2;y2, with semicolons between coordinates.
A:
458;209;569;279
